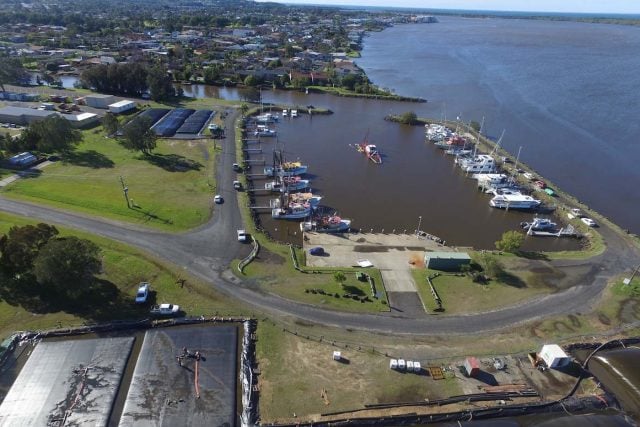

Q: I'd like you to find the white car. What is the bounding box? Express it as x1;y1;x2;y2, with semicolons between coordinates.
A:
581;217;597;227
237;229;248;242
150;303;180;316
214;194;223;204
135;282;149;304
567;208;583;219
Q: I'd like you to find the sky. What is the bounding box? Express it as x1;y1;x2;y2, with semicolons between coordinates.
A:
258;0;640;14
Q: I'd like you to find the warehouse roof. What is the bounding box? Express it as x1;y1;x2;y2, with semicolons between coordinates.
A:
109;100;136;108
0;106;56;118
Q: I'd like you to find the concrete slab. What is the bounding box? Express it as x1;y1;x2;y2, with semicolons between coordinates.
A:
0;337;134;426
118;325;238;427
380;269;416;293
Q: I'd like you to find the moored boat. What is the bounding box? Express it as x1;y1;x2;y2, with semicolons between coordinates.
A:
489;194;541;210
521;217;557;231
301;215;351;233
265;161;308;177
356;143;382;164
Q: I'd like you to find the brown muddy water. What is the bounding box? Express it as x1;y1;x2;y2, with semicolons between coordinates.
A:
235;89;582;250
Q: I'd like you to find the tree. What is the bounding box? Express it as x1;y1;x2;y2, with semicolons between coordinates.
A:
239;103;249;117
33;115;82;153
0;56;28;92
477;253;504;279
333;271;346;285
398;111;418;125
121;116;157;154
34;237;102;299
203;65;222;84
495;230;525;253
102;112;119;135
244;74;260;87
147;65;175;101
0;223;59;278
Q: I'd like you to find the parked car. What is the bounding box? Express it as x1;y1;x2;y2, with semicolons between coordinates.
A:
232;163;242;172
233;180;242;190
214;194;223;204
135;282;150;304
237;229;248;242
150;303;180;316
309;246;325;256
581;217;597;227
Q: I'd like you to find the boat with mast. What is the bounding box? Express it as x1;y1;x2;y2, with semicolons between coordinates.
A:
301;214;352;233
354;131;382;164
264;150;308;177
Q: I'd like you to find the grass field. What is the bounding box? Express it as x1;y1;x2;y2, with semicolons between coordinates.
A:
1;128;217;230
256;320;462;423
0;212;244;340
412;266;549;315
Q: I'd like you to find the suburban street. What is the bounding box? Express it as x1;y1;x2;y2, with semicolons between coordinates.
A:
0;110;638;335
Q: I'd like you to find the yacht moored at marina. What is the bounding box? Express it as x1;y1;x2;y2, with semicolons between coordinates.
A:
489;194;541;210
521;217;558;231
458;154;496;173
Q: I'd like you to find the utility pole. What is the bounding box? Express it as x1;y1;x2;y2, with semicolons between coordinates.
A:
417;215;422;238
119;176;130;208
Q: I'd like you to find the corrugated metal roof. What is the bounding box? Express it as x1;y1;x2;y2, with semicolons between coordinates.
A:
0;106;57;118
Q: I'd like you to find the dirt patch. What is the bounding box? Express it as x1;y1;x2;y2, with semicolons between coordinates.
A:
618;299;640;323
409;254;425;268
374;382;424;404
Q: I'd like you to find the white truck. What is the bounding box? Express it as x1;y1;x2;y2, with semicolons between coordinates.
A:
237;229;248;242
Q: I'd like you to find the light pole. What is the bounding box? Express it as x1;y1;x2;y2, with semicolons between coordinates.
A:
417;215;422;238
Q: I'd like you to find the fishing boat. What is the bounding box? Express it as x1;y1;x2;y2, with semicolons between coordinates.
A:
271;202;312;219
356;143;382;164
434;134;466;149
265;176;310;192
521;217;557;231
489;194;541;210
425;124;452;141
301;215;351;233
288;192;322;207
264;161;308;177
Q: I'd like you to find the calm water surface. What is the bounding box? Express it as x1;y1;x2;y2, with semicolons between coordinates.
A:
357;17;640;234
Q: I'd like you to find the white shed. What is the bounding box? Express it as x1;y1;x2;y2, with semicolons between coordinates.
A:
108;100;136;114
407;361;414;371
389;359;398;370
540;344;570;368
85;94;116;109
332;351;341;361
398;359;406;370
413;361;421;373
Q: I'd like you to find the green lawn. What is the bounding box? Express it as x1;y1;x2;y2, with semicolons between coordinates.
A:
412;267;549;315
0;212;244;340
1;128;216;230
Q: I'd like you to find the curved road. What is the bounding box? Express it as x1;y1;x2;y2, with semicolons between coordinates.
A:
0;110;638;335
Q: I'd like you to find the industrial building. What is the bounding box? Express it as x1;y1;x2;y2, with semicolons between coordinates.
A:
0;106;56;125
62;112;100;128
83;94;116;109
108;100;137;114
424;251;471;271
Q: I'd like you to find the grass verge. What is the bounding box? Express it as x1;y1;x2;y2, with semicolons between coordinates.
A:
0;212;245;340
1;128;216;231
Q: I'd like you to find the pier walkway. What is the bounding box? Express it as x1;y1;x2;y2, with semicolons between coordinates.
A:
304;232;449;315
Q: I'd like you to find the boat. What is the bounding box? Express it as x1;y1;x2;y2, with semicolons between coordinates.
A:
282;109;288;117
301;215;352;233
287;192;322;207
264;161;308;177
445;148;473;156
255;113;278;123
521;217;557;231
271;202;312;219
489;194;541;210
435;134;466;149
254;124;277;137
265;176;310;192
425;123;452;142
458;154;496;173
356;143;382;164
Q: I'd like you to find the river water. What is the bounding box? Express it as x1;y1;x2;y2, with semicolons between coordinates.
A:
357;16;640;235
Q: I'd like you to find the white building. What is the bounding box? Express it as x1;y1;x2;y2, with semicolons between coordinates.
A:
108;100;136;114
84;94;116;109
540;344;571;368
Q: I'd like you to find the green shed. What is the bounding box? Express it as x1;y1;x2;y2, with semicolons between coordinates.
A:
424;251;471;271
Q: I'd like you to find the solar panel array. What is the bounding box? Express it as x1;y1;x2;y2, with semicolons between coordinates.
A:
176;110;213;134
153;108;195;137
124;108;170;132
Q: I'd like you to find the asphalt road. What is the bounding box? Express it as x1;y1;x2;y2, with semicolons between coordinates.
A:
0;110;638;335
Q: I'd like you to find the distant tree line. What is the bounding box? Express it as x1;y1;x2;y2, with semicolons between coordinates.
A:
80;63;175;101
